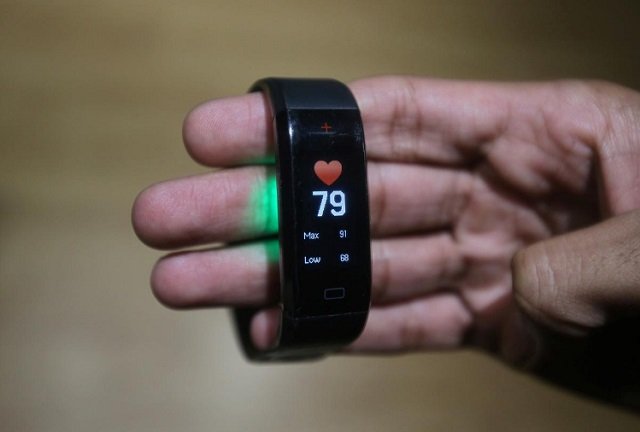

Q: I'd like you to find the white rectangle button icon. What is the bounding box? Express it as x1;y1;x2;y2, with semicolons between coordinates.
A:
324;287;345;300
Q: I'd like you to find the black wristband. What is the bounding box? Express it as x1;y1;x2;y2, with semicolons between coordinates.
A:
233;78;371;362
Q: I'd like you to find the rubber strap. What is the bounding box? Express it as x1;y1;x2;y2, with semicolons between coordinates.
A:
233;78;367;362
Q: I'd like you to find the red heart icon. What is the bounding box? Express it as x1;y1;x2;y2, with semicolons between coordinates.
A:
314;160;342;186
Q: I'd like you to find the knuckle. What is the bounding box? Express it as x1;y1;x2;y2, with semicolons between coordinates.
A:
512;245;563;324
572;80;640;151
512;243;600;334
551;80;613;143
399;313;427;350
398;302;433;350
371;241;392;303
368;162;388;232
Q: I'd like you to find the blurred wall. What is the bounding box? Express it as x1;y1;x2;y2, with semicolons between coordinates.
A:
1;1;639;431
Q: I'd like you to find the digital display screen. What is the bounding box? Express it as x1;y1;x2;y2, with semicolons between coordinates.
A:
285;109;371;317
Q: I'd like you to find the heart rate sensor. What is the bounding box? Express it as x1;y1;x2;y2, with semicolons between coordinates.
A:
233;78;371;361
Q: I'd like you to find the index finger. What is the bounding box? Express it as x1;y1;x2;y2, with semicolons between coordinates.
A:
182;92;274;166
182;77;513;167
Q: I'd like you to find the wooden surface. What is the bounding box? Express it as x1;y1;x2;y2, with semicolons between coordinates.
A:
1;1;639;431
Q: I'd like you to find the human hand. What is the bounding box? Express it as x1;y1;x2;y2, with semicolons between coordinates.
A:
132;76;640;408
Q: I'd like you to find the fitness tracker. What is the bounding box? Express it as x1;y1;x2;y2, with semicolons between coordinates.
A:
233;78;371;361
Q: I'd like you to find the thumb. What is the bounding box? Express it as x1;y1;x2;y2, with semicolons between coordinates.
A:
501;209;640;408
513;208;640;337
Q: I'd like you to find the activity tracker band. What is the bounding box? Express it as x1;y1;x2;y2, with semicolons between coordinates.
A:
233;78;371;361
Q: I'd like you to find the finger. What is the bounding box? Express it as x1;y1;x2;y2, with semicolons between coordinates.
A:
347;294;473;353
150;240;279;309
512;208;640;337
368;161;473;237
248;294;474;353
151;234;463;309
371;233;464;304
504;209;640;401
250;307;280;350
350;76;512;164
591;81;640;214
132;166;277;249
183;77;514;167
132;163;473;249
183;93;274;166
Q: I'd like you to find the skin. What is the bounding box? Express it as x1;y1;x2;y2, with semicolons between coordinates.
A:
132;76;640;410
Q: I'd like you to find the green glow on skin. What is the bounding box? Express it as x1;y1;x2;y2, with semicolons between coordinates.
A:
262;238;280;263
246;167;279;242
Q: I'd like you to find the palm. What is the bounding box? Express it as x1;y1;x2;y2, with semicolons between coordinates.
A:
428;142;597;353
133;77;603;355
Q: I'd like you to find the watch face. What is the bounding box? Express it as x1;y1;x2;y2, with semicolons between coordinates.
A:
284;109;371;317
